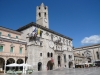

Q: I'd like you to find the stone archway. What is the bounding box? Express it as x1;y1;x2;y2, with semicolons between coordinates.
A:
58;56;61;67
38;62;42;71
47;60;54;70
17;59;24;64
69;62;73;68
0;57;5;73
16;59;24;71
6;58;15;71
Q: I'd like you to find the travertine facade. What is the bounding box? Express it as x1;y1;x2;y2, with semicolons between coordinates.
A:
0;27;26;73
73;53;86;66
74;44;100;64
17;3;74;71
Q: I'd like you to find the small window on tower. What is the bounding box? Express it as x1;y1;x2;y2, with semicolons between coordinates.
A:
39;7;40;9
44;12;46;17
39;12;41;17
44;6;46;10
40;53;42;56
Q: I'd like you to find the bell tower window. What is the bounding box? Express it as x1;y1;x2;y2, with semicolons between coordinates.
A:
39;12;41;17
44;6;46;10
44;12;46;17
39;7;40;9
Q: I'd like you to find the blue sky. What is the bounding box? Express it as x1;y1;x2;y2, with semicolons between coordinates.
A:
0;0;100;48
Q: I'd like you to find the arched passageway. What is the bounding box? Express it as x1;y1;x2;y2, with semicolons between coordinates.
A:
16;59;24;71
47;59;54;70
69;62;73;68
58;56;61;67
17;59;23;64
38;62;42;71
0;57;5;73
6;58;15;71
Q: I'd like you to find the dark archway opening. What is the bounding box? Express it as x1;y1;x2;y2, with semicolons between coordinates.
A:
69;62;73;68
16;59;24;71
47;60;54;70
58;56;61;67
6;58;15;71
38;62;42;71
0;58;5;73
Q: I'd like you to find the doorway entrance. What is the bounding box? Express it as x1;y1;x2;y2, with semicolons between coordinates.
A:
69;62;73;68
38;62;42;71
47;60;54;70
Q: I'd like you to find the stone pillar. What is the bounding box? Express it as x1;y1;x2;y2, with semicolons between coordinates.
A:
61;54;64;68
4;59;6;74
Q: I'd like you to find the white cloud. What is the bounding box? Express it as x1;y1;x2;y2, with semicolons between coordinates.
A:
81;35;100;44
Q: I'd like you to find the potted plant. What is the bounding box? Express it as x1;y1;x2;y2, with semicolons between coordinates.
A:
16;69;22;75
27;69;33;74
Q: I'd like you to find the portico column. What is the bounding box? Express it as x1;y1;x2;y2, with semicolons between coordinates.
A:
4;59;6;74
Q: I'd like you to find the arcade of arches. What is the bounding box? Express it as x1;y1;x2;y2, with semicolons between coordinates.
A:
0;57;24;73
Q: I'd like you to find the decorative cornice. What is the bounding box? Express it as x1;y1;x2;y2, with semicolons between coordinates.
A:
0;26;22;35
74;44;100;51
0;37;27;45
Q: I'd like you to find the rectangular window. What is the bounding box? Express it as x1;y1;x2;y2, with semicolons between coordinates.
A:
10;47;13;53
20;48;22;54
40;53;42;56
8;34;11;37
0;32;2;36
64;54;66;63
16;36;18;39
0;46;3;52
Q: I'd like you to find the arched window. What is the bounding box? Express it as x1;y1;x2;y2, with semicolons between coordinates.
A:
47;52;49;57
39;7;40;9
44;6;46;10
51;53;53;57
44;12;46;17
39;12;41;17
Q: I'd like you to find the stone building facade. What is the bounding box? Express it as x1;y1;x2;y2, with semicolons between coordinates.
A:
74;44;100;64
0;27;26;73
73;53;86;67
17;3;74;71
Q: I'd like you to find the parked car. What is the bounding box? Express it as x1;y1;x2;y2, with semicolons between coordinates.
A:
95;61;100;67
